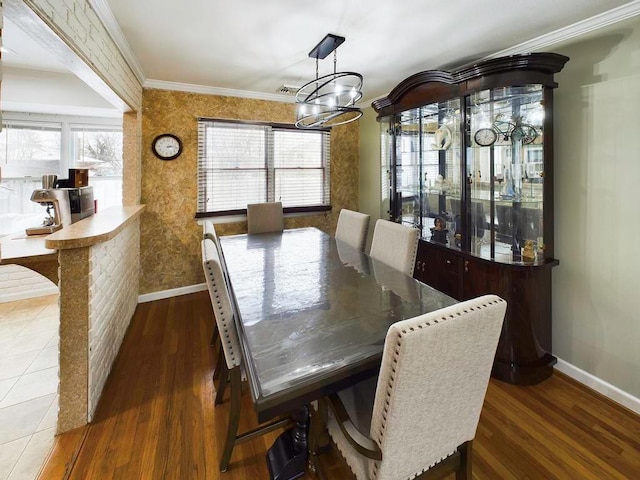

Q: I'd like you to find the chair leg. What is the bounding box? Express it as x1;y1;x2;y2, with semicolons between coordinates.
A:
215;361;229;406
219;367;242;472
212;346;224;381
455;440;473;480
210;323;219;347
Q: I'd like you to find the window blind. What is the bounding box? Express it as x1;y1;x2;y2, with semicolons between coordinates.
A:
197;119;330;215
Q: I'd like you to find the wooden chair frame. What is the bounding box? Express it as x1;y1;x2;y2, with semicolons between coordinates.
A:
310;393;472;480
218;365;291;472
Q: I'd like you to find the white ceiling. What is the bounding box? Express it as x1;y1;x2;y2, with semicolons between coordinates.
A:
1;0;639;112
1;18;121;116
103;0;640;104
1;18;67;73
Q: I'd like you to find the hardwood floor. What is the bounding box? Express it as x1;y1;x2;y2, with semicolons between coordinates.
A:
40;291;640;479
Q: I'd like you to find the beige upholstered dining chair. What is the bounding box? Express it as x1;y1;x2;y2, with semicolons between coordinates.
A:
203;220;219;246
335;209;371;251
316;294;507;480
247;201;284;234
369;219;419;275
202;221;224;355
201;239;290;471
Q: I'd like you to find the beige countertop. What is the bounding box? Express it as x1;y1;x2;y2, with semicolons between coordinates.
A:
45;205;145;250
0;233;56;263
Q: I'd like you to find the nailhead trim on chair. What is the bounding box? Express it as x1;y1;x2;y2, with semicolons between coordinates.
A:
360;222;370;252
209;273;236;365
204;253;239;367
370;297;506;480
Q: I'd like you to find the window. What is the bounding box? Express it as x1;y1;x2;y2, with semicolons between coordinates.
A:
71;125;123;177
197;119;330;216
0;122;62;178
0;114;122;235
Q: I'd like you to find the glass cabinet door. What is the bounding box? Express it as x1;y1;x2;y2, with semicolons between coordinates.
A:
384;109;421;227
467;86;545;264
395;109;422;228
380;116;393;221
420;98;462;248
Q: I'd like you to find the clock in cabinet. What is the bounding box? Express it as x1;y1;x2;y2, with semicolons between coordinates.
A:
374;53;569;385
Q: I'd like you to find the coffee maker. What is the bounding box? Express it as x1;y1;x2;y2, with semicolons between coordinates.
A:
25;188;71;236
25;173;95;236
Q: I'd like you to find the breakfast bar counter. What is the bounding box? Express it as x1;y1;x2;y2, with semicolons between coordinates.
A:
0;234;58;284
51;205;144;433
45;205;145;250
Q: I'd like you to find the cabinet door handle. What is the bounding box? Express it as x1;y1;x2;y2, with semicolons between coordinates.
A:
464;260;469;272
446;260;451;265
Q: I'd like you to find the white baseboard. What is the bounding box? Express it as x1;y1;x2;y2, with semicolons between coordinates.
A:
555;358;640;415
138;283;206;303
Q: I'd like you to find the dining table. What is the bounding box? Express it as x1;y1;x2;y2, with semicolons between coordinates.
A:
218;227;457;480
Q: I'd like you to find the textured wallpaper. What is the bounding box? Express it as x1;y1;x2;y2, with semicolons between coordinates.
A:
140;89;359;294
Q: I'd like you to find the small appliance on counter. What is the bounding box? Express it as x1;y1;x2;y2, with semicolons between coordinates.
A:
64;186;95;223
26;188;71;236
68;168;89;188
25;174;95;236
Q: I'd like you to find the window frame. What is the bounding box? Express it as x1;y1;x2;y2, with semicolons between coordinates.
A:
0;112;123;179
0;112;124;216
196;118;332;218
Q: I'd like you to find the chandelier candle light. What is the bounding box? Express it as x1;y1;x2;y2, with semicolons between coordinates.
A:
295;33;363;128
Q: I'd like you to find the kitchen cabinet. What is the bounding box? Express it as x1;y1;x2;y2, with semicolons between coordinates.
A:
374;53;569;385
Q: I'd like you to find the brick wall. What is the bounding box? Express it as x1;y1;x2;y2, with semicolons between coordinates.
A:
24;0;142;110
87;218;139;419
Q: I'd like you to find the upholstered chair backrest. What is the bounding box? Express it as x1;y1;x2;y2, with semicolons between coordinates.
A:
247;202;284;234
368;294;507;480
335;209;371;251
201;239;242;369
203;220;219;245
369;219;419;275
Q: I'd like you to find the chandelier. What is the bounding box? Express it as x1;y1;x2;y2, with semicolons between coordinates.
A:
295;34;363;129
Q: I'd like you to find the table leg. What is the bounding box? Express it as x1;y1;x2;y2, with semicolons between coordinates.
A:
308;399;330;477
267;405;309;480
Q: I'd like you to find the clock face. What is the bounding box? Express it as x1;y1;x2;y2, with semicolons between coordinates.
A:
152;134;183;160
474;128;497;147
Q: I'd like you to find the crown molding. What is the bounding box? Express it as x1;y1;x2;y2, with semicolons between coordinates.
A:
87;0;146;85
488;0;640;58
143;79;298;103
92;0;640;104
145;79;373;108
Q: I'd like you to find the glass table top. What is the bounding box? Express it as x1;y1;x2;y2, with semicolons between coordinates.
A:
219;227;457;418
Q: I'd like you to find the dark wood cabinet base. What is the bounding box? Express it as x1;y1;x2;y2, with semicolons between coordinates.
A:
492;352;557;386
414;240;558;386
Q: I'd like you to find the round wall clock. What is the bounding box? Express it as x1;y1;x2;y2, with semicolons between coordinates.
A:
474;128;497;147
152;133;183;160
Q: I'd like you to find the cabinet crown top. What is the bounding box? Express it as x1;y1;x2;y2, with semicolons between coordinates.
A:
372;53;569;117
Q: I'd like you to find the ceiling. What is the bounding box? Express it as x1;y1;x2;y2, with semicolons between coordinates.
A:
1;18;67;73
103;0;639;104
1;0;639;110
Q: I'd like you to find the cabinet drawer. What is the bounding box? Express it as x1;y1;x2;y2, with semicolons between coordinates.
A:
414;241;462;299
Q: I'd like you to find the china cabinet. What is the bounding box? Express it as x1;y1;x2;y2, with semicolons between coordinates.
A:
373;53;569;385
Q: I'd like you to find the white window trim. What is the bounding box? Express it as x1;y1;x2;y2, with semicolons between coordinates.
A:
1;111;123;179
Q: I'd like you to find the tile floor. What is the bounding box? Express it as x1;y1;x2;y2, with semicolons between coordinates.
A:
0;295;59;480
